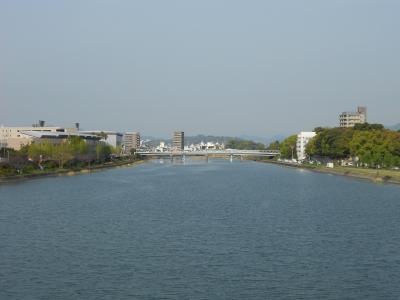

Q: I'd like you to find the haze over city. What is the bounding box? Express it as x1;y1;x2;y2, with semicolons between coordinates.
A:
1;0;399;137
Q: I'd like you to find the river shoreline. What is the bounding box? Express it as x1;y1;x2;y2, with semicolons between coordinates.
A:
0;159;145;184
258;159;400;185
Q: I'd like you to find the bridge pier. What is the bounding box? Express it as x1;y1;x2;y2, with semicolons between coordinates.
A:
230;155;233;163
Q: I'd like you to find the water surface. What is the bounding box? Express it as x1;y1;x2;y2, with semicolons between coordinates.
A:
1;160;400;299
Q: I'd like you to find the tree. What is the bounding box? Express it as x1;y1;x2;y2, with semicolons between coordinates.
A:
267;140;280;150
350;130;400;167
307;128;353;159
314;127;325;134
280;135;297;159
96;143;112;162
354;123;384;131
52;141;73;168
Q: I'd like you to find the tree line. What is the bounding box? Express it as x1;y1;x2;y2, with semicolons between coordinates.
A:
306;125;400;167
271;123;400;168
0;137;122;176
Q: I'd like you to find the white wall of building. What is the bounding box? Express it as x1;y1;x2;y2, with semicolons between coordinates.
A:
296;131;316;161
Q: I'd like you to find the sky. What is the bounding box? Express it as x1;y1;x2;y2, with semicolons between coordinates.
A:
1;0;399;138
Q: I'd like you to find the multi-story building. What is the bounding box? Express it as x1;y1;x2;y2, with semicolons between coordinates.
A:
339;106;367;127
173;131;184;151
296;131;316;161
81;131;123;148
0;121;78;150
123;132;140;153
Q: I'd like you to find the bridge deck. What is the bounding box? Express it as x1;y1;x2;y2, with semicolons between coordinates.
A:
136;150;280;157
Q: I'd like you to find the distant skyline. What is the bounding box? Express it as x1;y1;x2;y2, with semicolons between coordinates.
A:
1;1;399;137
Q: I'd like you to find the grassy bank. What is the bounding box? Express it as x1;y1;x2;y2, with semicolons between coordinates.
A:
259;160;400;185
0;159;145;183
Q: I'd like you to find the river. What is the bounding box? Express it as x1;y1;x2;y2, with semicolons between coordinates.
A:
1;159;399;299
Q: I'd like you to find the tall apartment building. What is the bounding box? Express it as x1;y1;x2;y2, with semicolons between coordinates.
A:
339;106;367;127
173;131;184;151
296;131;316;161
123;132;140;153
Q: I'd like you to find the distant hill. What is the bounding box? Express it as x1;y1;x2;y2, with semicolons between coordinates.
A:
388;123;400;131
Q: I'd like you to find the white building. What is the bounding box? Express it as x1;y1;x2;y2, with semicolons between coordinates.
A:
156;141;169;152
296;131;316;161
184;141;225;151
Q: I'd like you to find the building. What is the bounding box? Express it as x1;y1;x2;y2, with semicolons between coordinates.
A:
296;131;316;161
123;132;140;153
81;131;123;148
156;141;168;152
0;121;78;150
173;131;184;151
21;131;100;145
339;106;367;127
185;141;225;151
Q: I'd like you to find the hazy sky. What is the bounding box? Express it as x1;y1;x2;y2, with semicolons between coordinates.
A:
1;0;399;138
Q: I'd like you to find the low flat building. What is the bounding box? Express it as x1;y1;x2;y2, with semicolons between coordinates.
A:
0;124;78;150
22;131;100;144
296;131;316;161
81;131;123;148
339;106;367;127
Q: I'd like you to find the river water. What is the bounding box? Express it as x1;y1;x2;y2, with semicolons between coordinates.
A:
1;159;399;299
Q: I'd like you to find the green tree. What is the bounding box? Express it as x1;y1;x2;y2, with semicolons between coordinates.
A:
96;143;112;162
350;130;400;167
267;140;280;150
280;135;297;159
308;128;353;159
354;123;384;131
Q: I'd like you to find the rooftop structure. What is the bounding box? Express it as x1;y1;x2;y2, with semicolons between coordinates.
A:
81;131;123;148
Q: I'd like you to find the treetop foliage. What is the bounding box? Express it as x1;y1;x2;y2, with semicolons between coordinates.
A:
226;139;265;150
306;124;400;167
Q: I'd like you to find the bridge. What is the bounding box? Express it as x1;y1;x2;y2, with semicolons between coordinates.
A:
136;149;280;162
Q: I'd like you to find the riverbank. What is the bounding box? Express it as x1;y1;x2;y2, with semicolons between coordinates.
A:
0;159;145;184
259;160;400;185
